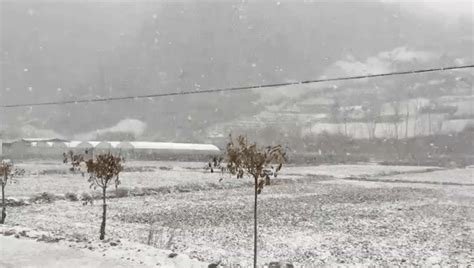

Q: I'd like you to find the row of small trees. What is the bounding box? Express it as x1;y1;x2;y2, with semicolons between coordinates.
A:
331;97;458;140
70;135;285;267
0;135;284;267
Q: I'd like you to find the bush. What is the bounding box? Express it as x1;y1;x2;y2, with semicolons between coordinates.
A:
159;166;172;171
80;192;94;205
30;192;56;204
65;192;78;201
113;188;130;198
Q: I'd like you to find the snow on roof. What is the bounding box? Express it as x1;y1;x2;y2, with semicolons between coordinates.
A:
130;142;220;152
66;141;83;148
22;138;67;142
114;142;134;149
89;141;101;147
64;141;220;152
95;142;113;149
109;142;121;148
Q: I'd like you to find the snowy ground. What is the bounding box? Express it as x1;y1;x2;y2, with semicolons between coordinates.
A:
2;161;473;266
0;236;138;268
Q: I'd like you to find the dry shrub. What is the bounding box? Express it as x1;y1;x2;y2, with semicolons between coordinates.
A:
65;192;78;201
30;192;56;204
80;192;94;205
114;188;130;198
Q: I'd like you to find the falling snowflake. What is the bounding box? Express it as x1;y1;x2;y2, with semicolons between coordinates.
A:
251;63;257;68
276;2;281;5
28;87;33;92
24;68;29;72
57;88;62;92
187;115;192;121
152;14;157;19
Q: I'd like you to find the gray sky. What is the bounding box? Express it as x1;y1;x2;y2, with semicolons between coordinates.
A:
0;0;472;140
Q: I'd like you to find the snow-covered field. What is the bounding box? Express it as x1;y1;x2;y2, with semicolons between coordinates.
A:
2;161;473;266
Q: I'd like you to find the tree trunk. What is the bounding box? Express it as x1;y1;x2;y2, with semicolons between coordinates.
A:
253;176;258;268
428;112;432;135
413;112;417;137
393;122;399;140
1;181;6;224
99;187;107;240
405;105;410;139
343;119;348;137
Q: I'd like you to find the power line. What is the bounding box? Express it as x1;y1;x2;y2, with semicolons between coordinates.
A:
1;64;473;108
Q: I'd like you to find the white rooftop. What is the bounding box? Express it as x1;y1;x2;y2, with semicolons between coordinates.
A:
129;142;220;152
65;141;220;152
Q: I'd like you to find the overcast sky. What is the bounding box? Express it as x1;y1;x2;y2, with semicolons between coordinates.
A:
383;0;472;17
0;0;472;140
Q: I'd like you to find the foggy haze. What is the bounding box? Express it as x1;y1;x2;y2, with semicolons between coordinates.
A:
1;0;473;145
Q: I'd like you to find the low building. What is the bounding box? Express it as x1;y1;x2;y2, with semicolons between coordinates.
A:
1;138;221;161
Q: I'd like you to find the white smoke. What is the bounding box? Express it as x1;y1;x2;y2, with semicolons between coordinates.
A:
74;119;147;140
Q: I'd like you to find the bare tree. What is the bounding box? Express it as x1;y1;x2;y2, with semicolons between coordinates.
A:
420;101;435;135
420;102;458;135
404;92;415;139
85;153;124;240
330;100;353;137
0;160;13;224
388;100;403;140
341;107;354;137
224;135;285;268
362;99;381;140
65;151;84;172
330;100;342;134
